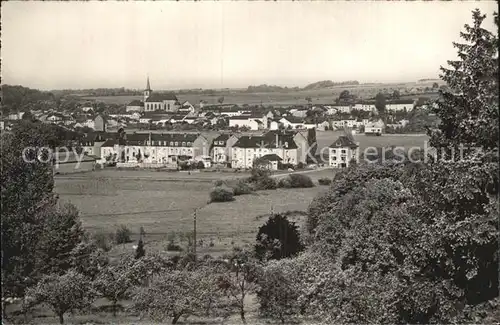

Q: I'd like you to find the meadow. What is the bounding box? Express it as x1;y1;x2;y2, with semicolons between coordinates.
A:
55;169;328;258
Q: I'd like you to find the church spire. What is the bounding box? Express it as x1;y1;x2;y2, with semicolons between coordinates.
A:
146;76;151;91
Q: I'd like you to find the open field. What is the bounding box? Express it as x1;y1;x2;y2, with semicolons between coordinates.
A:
80;82;440;106
55;169;328;257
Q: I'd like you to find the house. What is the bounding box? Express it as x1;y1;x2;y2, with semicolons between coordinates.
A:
231;132;300;169
143;77;179;112
211;133;239;165
290;109;308;118
365;120;385;136
126;100;144;112
94;114;106;132
328;135;359;168
228;117;260;130
179;101;195;113
353;102;376;112
46;112;65;123
385;100;415;112
80;132;108;157
279;117;304;130
255;153;282;171
316;120;331;131
326;105;351;115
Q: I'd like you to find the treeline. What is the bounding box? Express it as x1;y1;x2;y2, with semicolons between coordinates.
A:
1;85;56;114
245;80;360;93
52;88;143;97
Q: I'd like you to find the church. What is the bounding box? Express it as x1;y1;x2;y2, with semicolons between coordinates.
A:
126;77;180;112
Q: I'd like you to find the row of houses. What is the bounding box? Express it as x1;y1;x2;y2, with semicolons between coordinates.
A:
78;129;315;169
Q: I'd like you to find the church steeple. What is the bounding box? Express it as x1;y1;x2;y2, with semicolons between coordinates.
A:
144;76;152;102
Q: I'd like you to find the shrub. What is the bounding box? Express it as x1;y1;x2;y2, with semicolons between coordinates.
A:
277;177;292;188
166;242;183;251
255;177;277;190
318;177;332;186
115;225;132;244
92;231;113;252
210;186;235;202
196;161;205;169
255;214;304;261
288;174;314;188
214;179;226;187
232;181;253;196
296;162;305;169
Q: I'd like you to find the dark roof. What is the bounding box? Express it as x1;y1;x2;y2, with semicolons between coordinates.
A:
127;100;144;106
101;139;117;147
234;134;298;149
260;153;282;162
329;136;358;149
281;116;304;124
145;93;178;102
212;134;230;147
387;99;414;105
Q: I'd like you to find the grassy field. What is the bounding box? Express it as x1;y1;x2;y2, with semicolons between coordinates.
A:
80;82;440;106
55;169;328;258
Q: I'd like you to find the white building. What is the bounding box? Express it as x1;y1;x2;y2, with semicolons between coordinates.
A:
211;133;239;165
353;102;376;112
143;77;180;112
231;133;299;169
229;117;260;130
328;135;359;168
365;120;385;135
385;100;415;112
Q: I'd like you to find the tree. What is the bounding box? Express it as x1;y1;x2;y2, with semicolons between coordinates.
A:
392;90;401;99
255;214;304;261
2;121;60;300
93;257;139;317
26;270;94;324
218;249;261;323
306;127;317;163
374;92;386;114
429;9;499;156
133;267;223;324
339;90;350;99
135;239;145;259
257;259;301;323
432;82;439;89
218;96;225;104
36;203;86;276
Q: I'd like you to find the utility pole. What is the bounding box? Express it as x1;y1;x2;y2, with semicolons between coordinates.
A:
193;208;197;262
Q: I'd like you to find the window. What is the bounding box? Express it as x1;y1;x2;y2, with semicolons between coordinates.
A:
168;104;171;110
341;149;346;154
175;142;178;146
187;142;192;146
170;141;174;146
182;142;186;146
332;156;337;161
331;149;336;154
341;157;346;161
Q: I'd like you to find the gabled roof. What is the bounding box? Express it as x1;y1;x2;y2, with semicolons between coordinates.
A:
145;93;178;102
127;100;144;106
260;154;282;162
212;134;231;147
101;139;117;147
233;134;298;149
329;135;358;149
281;116;304;124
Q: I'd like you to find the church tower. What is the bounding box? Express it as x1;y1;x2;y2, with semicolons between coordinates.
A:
144;76;152;102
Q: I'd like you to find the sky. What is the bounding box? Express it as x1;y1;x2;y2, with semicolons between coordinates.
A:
1;1;497;91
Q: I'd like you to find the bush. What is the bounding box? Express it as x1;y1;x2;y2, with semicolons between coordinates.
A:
318;177;332;186
214;179;226;187
196;161;205;169
115;225;132;244
296;162;305;169
92;231;113;252
255;177;277;190
288;174;314;188
210;186;235;202
232;181;254;196
277;177;292;188
255;214;305;260
166;241;183;251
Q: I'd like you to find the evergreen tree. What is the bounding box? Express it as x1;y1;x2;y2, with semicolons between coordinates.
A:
429;9;499;157
255;214;304;261
135;239;145;259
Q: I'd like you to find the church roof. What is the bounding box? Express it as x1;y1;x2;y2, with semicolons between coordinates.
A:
145;93;178;102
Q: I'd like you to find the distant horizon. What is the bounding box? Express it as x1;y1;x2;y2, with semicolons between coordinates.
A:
4;77;442;93
2;1;496;90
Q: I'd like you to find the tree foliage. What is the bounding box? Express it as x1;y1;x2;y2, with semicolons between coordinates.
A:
26;270;94;324
255;214;304;261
